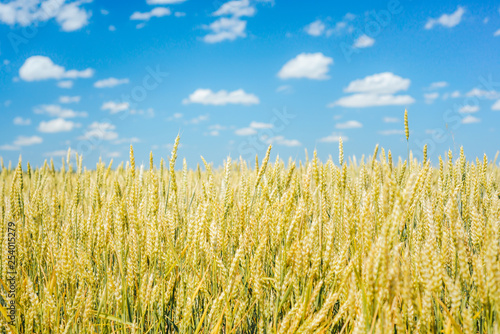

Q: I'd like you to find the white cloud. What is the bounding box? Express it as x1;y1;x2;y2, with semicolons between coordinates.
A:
0;0;91;31
79;122;118;141
174;12;185;17
101;9;109;15
13;117;31;125
249;121;272;129
235;127;256;136
330;72;414;108
203;17;247;43
56;2;91;32
353;34;375;48
34;104;87;118
213;0;255;17
0;144;20;151
492;100;500;110
383;117;399;123
425;6;465;29
59;95;80;103
203;0;266;43
451;90;461;98
335;120;362;129
329;93;415;108
57;80;73;88
183;88;259;105
424;92;439;104
109;25;116;31
186;114;209;124
94;77;130;88
304;19;326;36
235;121;273;136
461;115;480;124
344;72;410;94
14;135;43;146
379;130;405;135
107;152;120;158
319;133;346;143
130;7;171;21
101;101;130;114
427;81;449;90
458;105;479;113
263;135;301;147
38;118;79;133
19;56;93;81
495;29;500;37
147;0;187;3
113;137;140;144
466;88;500;100
278;52;333;80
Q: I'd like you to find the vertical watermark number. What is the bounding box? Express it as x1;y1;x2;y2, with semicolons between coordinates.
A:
5;221;16;329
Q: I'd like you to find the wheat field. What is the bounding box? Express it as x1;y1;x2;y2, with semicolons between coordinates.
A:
1;133;500;333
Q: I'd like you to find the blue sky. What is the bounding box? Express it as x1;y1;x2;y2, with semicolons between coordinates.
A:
0;0;499;168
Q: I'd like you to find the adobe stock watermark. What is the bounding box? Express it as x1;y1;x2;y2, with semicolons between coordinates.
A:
340;0;404;63
75;65;168;159
237;107;295;161
0;0;66;55
412;74;500;162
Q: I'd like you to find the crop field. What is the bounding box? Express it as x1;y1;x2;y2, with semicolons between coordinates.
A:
1;132;500;333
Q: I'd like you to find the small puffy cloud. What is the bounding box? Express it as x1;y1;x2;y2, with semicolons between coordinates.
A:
235;127;256;136
427;81;448;90
101;9;109;15
304;19;326;36
329;93;415;108
213;0;255;17
186;114;209;124
425;6;465;29
56;2;91;32
319;133;346;143
383;117;399;123
203;17;247;43
458;105;479;113
335;120;362;129
94;77;129;88
101;101;130;114
330;72;414;108
451;90;461;98
379;130;405;135
278;52;333;80
353;34;375;48
491;100;500;110
19;56;93;82
79;122;118;141
235;121;273;136
147;0;187;3
183;89;259;106
495;29;500;37
263;135;301;147
14;135;43;146
59;95;80;103
109;25;116;31
249;121;272;129
13;117;31;125
38;118;79;133
175;12;185;17
424;92;439;104
34;104;87;118
461;115;480;124
57;80;73;89
130;7;171;21
466;88;500;100
344;72;410;94
113;137;141;144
